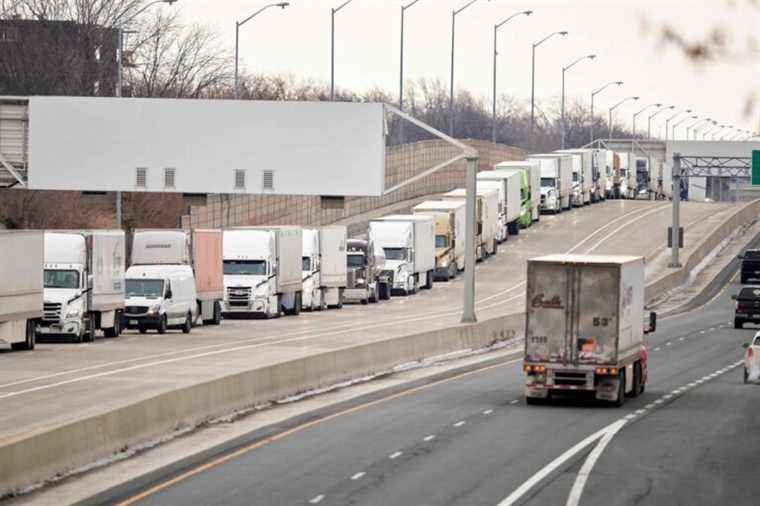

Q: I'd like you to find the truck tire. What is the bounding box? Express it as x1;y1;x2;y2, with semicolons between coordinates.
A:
369;288;378;303
182;313;192;334
317;290;327;311
381;282;391;300
337;289;344;309
157;315;168;335
11;320;36;351
631;363;643;398
84;315;97;343
104;314;121;338
139;326;148;334
613;371;626;407
361;297;369;305
424;271;434;290
293;292;302;315
212;302;222;325
735;319;744;329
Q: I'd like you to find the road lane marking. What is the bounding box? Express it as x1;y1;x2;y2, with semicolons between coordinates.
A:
453;421;466;427
309;495;325;504
350;472;365;481
584;205;671;253
389;451;403;460
654;347;661;351
483;409;494;415
509;399;519;405
423;435;436;442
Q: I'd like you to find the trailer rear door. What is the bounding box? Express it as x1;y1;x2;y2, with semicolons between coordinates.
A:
572;264;620;364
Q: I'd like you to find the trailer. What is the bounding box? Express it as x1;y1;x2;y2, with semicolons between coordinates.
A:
412;200;466;280
0;231;43;350
494;160;542;223
477;169;523;234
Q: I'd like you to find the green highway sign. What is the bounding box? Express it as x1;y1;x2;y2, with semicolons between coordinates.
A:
754;150;760;185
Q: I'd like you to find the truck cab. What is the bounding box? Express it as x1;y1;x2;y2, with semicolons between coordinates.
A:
222;229;280;317
344;239;389;304
302;229;326;311
738;250;760;284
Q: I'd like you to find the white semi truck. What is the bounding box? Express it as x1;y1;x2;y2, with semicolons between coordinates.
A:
477;169;523;236
38;230;125;342
557;149;594;204
523;255;656;406
369;215;436;295
530;155;572;213
412;200;465;281
302;226;348;310
0;231;43;350
494;160;542;223
222;227;303;318
442;188;499;259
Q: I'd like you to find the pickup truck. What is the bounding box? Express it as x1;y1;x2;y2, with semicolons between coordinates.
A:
733;286;760;329
738;249;760;284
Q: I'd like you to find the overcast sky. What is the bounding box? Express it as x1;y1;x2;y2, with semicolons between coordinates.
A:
171;0;759;136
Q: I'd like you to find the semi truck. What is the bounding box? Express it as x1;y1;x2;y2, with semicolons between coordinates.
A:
412;200;465;281
344;239;390;303
592;149;608;202
222;227;303;318
477;169;523;233
442;188;499;259
530;155;572;213
557;149;594;204
0;231;43;350
494;160;542;223
369;215;436;295
302;226;348;310
38;230;125;342
523;255;657;406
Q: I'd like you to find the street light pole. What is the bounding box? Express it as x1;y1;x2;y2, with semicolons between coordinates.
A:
589;80;622;144
399;0;422;111
672;115;697;140
664;109;691;141
331;0;355;101
450;0;486;136
685;117;705;140
608;96;638;141
234;2;290;100
560;53;595;148
648;105;674;139
492;10;532;144
530;30;568;145
632;103;660;138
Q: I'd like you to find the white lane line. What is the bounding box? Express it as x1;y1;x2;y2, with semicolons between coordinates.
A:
565;420;627;506
666;342;673;346
509;399;519;405
423;435;436;442
624;414;636;421
453;421;466;428
584;205;671;253
635;409;646;416
654;399;664;405
350;472;366;481
679;337;685;341
483;409;494;415
700;330;706;334
389;451;403;460
309;494;325;504
654;347;661;351
645;403;655;409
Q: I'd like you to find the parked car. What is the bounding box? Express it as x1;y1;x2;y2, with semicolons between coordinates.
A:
733;286;760;329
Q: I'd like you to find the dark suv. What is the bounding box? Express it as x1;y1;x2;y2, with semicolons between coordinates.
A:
738;249;760;284
733;286;760;329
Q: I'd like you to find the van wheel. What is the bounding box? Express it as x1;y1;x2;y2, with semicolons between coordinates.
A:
157;315;167;335
182;313;192;334
139;326;148;334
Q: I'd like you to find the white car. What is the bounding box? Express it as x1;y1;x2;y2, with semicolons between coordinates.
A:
743;331;760;383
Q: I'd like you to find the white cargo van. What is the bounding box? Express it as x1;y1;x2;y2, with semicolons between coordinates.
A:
370;215;436;295
38;230;125;342
223;227;303;318
124;230;198;334
0;231;43;350
302;226;348;310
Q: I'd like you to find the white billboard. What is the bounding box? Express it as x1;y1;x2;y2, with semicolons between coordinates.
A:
27;96;386;196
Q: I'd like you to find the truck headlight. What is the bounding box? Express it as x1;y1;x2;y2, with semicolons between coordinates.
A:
147;305;160;315
65;307;81;318
439;259;449;268
356;278;365;285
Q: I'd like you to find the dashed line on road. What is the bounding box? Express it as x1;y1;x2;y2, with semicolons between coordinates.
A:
509;399;519;405
453;421;466;428
309;494;325;504
389;451;403;460
423;435;436;442
350;472;366;481
483;409;494;415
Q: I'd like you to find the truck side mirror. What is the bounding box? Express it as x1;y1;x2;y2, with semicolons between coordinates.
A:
645;312;657;334
165;289;173;300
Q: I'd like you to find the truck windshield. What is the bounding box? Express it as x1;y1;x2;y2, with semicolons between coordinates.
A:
384;248;407;261
572;173;579;182
540;178;556;188
436;235;449;248
347;254;365;268
126;279;164;298
302;257;312;271
44;270;80;289
223;260;266;276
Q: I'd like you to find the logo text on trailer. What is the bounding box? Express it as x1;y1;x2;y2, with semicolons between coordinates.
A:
531;293;564;309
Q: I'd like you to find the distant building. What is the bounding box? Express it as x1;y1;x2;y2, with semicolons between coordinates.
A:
0;18;118;96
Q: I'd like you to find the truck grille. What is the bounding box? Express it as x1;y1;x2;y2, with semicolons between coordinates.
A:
540;195;546;207
227;287;252;307
43;303;62;322
553;371;588;387
125;306;149;315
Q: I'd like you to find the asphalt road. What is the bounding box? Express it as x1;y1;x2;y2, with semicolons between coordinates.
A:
106;270;758;505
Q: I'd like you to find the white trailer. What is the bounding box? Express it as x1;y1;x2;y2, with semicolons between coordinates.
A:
557;149;594;204
524;255;655;406
38;230;125;342
302;226;347;310
477;170;522;235
442;188;499;258
412;200;466;280
0;231;43;350
494;160;542;223
222;227;303;318
593;149;608;202
370;215;436;294
530;155;572;212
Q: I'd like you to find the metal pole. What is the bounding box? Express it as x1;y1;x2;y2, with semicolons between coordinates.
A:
462;154;478;323
115;26;123;228
399;6;405;110
608;107;612;141
330;8;336;100
234;22;240;99
669;153;682;268
589;93;594;145
561;67;566;148
449;11;455;136
492;25;497;144
530;44;536;144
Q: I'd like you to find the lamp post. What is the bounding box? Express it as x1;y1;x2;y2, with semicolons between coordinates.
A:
492;10;533;143
560;53;595;148
530;30;568;144
589;80;622;144
115;0;178;229
664;109;691;141
632;103;659;138
330;0;356;101
702;122;719;140
235;2;289;100
686;117;706;140
648;105;674;139
672;115;697;140
399;0;423;111
608;96;638;141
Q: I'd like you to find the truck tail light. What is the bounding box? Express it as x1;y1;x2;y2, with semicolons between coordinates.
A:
595;367;618;376
524;364;546;373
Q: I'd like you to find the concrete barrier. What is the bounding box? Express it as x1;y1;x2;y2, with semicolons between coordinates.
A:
2;201;758;496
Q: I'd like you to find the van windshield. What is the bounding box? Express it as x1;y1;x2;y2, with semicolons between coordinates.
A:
126;279;164;298
44;270;80;289
347;253;365;268
224;260;266;276
436;235;449;248
541;178;556;188
384;248;407;261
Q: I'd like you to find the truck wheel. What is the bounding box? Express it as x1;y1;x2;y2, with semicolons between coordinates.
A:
337;289;344;309
182;313;192;334
104;315;121;338
292;292;302;315
157;315;168;335
425;271;434;289
11;320;36;351
631;363;643;398
84;315;96;343
139;326;148;335
735;319;743;329
369;289;378;303
361;298;369;305
613;371;626;407
212;302;222;325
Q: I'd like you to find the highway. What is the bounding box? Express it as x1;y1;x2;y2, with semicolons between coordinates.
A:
107;266;754;506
